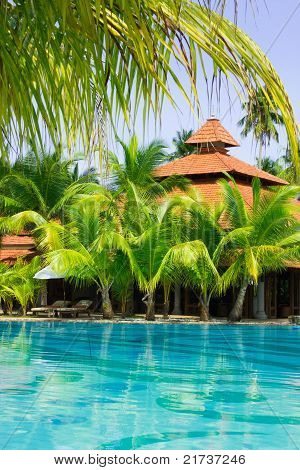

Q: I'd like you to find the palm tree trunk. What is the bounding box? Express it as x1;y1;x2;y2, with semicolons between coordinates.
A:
102;286;114;320
124;282;134;318
199;296;210;322
228;282;248;322
142;292;155;321
7;301;13;315
257;139;263;169
121;294;127;318
1;299;8;315
21;305;27;316
163;299;169;319
163;284;170;319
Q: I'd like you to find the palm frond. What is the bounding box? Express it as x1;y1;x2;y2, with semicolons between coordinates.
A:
0;1;298;173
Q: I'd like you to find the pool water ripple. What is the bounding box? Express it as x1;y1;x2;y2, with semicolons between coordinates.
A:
0;322;299;449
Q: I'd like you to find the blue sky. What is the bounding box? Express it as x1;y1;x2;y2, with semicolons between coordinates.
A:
113;0;300;166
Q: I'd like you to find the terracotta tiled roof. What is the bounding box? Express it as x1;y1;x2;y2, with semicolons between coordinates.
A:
0;249;35;263
170;179;260;210
189;180;255;207
0;233;36;264
1;234;35;246
185;118;239;147
155;151;288;186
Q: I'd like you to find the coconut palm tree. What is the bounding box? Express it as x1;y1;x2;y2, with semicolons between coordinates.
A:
111;256;134;317
238;89;284;168
156;191;225;321
277;145;300;184
10;258;41;315
169;129;196;161
259;150;299;184
0;257;41;315
0;150;98;219
0;1;298;174
35;192;137;319
218;176;300;322
109;136;189;202
109;135;190;253
128;203;167;321
0;263;16;314
259;156;284;177
129;190;223;321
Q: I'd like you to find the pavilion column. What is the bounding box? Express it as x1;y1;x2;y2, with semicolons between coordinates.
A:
40;281;48;306
173;284;181;315
252;293;258;318
254;280;267;320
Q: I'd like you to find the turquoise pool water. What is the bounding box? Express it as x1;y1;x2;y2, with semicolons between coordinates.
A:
0;322;299;450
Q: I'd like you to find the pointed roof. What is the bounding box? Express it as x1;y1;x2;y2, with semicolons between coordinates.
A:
156;117;287;186
155;151;288;186
185;118;239;148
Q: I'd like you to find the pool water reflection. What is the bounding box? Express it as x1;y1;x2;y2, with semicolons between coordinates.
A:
0;322;299;449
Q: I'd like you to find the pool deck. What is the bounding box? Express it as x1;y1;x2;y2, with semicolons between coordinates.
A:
0;313;291;325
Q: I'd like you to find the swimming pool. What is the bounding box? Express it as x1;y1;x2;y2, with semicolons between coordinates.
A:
0;321;299;450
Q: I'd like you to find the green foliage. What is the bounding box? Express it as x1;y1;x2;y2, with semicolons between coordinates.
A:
108;135;190;237
259;156;284;177
155;191;226;320
0;137;299;322
218;176;300;319
259;148;299;184
35;193;137;319
238;88;284;168
109;135;189;200
238;89;284;146
0;257;41;315
0;1;298;174
0;150;99;219
169;129;196;161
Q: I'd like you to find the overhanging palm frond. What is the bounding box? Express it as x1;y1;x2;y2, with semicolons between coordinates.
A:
0;211;47;234
0;1;298;174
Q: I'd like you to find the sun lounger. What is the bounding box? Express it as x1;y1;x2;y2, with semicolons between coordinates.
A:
31;300;72;318
54;299;93;318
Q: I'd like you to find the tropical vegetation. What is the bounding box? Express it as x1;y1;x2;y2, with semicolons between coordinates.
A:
0;138;299;322
0;1;299;175
219;176;300;321
0;257;41;315
169;129;196;160
238;89;284;169
0;2;299;320
259;148;299;184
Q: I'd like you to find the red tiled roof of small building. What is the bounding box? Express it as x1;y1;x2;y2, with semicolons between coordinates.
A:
185;118;239;147
1;234;35;246
0;233;36;264
0;249;35;264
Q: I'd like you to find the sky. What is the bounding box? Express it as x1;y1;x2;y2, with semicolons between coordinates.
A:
112;0;300;167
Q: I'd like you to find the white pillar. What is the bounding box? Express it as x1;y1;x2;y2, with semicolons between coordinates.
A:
173;284;181;315
254;281;267;320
